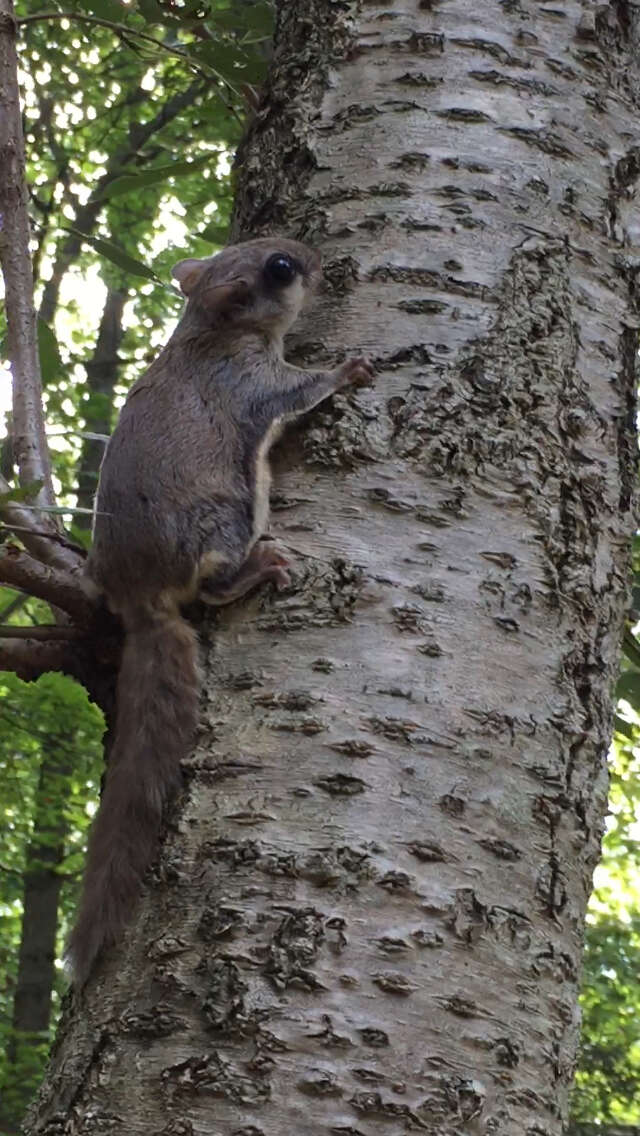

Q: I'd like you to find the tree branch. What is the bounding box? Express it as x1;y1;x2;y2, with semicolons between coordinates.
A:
0;636;74;681
0;473;84;572
0;0;56;514
0;544;95;623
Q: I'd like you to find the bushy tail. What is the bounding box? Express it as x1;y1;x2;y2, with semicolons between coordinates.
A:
68;609;199;985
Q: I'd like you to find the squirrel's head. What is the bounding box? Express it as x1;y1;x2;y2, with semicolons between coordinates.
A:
172;237;322;339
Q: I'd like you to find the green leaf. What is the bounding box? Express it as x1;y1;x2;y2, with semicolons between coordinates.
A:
622;628;640;671
96;155;213;201
208;2;273;36
136;0;178;23
178;0;212;18
197;220;229;245
614;714;636;741
37;319;63;386
68;523;93;551
60;228;162;282
0;480;44;504
187;37;254;73
616;671;640;706
74;0;131;23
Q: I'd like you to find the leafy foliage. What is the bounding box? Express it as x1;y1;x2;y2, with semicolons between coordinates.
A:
0;672;104;1126
574;918;640;1123
20;0;269;495
564;453;640;1131
570;703;640;1124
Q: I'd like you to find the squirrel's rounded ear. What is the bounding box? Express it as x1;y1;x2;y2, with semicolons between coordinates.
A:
171;258;208;296
200;277;251;314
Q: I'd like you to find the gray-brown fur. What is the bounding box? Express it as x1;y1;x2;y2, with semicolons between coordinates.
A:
68;237;373;984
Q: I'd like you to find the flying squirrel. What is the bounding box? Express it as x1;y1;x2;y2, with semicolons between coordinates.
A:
68;237;374;984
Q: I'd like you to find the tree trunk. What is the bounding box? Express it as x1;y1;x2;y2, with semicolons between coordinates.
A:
26;3;638;1134
75;288;126;523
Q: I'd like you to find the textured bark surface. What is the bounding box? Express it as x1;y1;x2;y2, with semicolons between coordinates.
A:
27;2;638;1135
0;0;57;523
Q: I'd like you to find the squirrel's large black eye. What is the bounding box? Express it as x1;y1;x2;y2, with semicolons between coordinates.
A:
264;253;297;285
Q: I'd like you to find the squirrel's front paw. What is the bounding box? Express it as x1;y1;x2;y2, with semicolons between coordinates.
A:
254;540;291;591
336;356;375;389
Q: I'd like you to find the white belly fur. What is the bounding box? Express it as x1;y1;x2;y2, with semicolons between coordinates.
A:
252;417;283;545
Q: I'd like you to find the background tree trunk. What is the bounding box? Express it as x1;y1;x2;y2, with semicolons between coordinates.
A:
0;744;72;1134
26;2;638;1134
75;288;126;522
